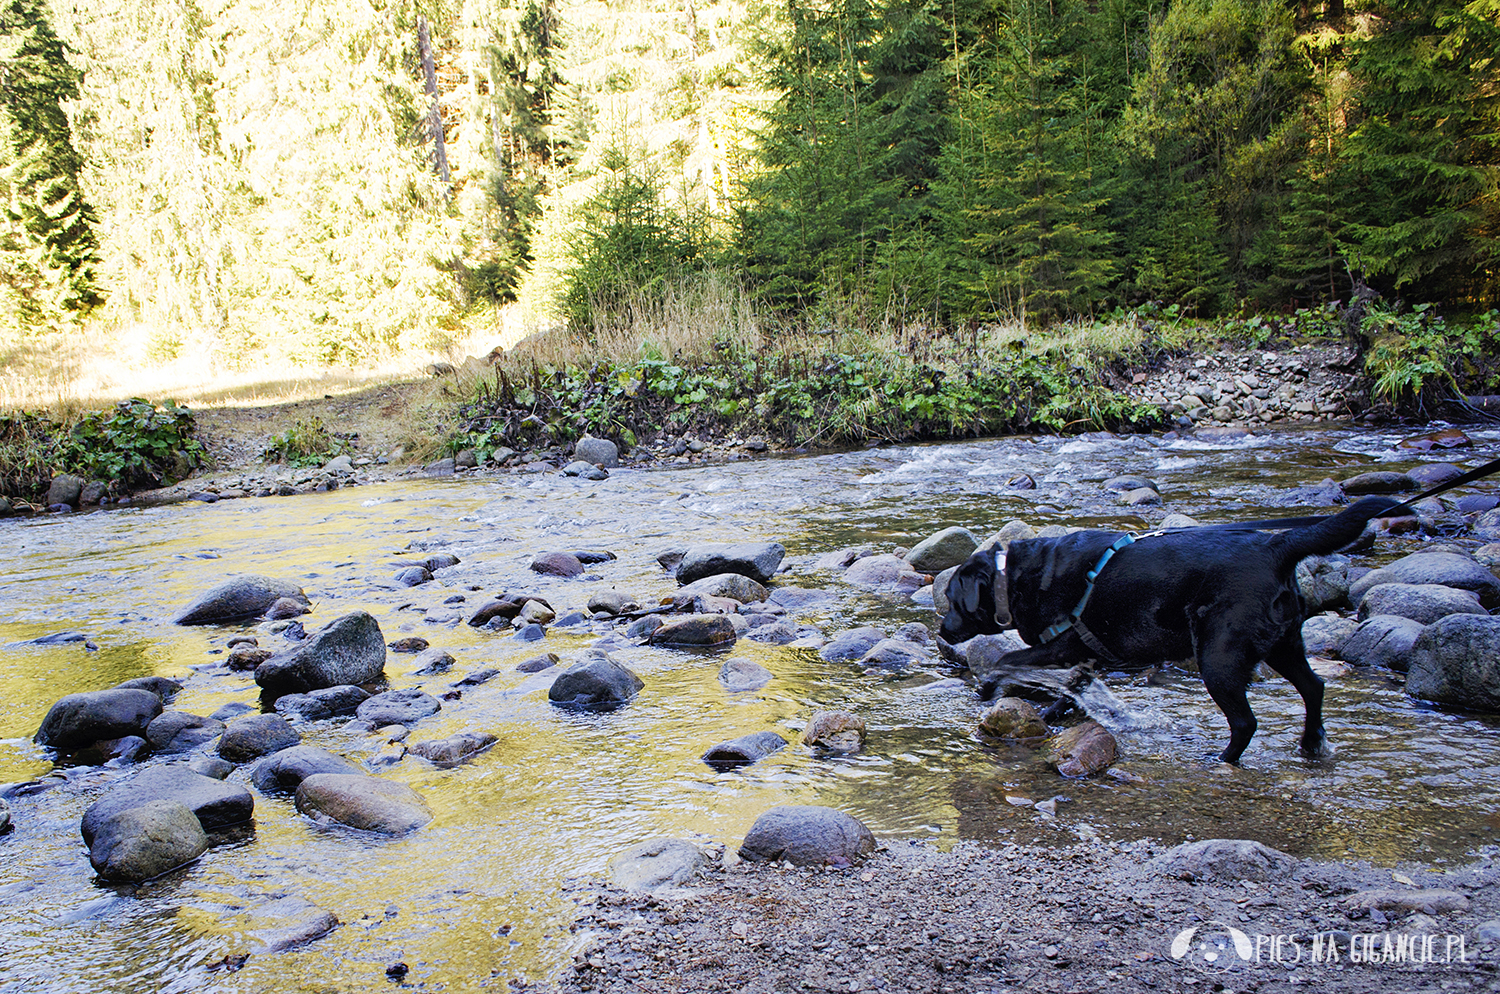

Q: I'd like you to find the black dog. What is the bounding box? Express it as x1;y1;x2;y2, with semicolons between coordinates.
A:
939;495;1403;764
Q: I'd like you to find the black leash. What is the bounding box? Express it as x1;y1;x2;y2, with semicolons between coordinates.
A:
1185;453;1500;533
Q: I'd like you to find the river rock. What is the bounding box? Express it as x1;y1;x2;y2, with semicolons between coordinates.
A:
267;596;311;620
531;552;584;577
218;713;301;763
859;638;928;669
516;652;559;673
904;527;978;573
1406;462;1465;486
240;895;340;953
701;731;788;770
80;767;254;845
227;644;274;670
648;615;737;648
1349;552;1500;608
719;659;773;692
548;652;644;711
1398;429;1471;451
818;627;886;663
251;745;363;792
574;435;620;468
187;755;234;779
356;688;441;727
255;611;387;696
1406;614;1500;711
676;542;786;586
673;573;767;605
467;593;552;626
1342;888;1470;914
739;805;876;866
45;473;84;508
88;799;208;883
962;632;1031;684
173;576;311;625
113;676;182;701
1355;582;1486;625
978;698;1048;739
1455;494;1500;513
1300;615;1361;657
844;553;928;590
0;797;9;833
562;460;608;479
394;566;432;587
802;710;865;752
608;837;706;892
1049;720;1117;777
34;689;163;750
408;731;497;766
1341;470;1415;495
1120;487;1162;507
274;685;371;721
294;773;433;834
409;648;455;675
1341;615;1426;671
1297;554;1354;611
1150;838;1296;883
588;590;638;616
145;712;226;754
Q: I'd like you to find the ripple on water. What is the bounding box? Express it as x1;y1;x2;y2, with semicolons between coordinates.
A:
1;425;1498;991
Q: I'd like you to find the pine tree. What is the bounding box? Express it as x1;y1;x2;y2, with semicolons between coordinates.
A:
0;0;103;326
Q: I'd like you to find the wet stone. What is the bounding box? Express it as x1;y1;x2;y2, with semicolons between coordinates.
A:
701;731;788;770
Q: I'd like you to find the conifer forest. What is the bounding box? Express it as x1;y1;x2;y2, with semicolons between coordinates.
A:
1;1;1497;366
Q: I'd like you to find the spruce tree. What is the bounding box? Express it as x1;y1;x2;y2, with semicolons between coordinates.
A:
1339;0;1500;307
0;0;103;324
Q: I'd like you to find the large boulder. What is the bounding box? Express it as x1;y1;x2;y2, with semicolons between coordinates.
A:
173;576;311;625
843;554;928;591
252;745;363;792
738;805;876;866
1349;552;1500;608
217;713;301;763
34;689;163;751
1341;615;1426;671
904;527;979;573
1355;583;1486;625
676;542;786;586
548;652;644;711
255;611;387;696
81;767;254;845
145;712;226;754
45;473;84;508
1406;614;1500;711
1150;839;1296;883
294;773;432;834
88;799;209;883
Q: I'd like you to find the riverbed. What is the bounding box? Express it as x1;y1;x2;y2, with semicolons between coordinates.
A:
1;424;1498;992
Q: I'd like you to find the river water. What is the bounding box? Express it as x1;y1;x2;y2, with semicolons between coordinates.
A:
1;425;1498;992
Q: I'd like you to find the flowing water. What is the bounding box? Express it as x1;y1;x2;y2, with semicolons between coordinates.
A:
1;424;1498;992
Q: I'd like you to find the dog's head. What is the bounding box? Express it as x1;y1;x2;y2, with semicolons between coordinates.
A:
937;548;1012;644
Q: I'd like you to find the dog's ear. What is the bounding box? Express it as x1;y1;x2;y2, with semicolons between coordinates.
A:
950;554;991;617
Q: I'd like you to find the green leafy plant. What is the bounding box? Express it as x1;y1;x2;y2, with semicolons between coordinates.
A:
55;398;202;488
262;416;351;468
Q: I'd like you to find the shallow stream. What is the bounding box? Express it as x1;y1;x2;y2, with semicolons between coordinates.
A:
1;425;1498;992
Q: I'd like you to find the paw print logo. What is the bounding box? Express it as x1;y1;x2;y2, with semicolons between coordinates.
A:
1170;921;1254;972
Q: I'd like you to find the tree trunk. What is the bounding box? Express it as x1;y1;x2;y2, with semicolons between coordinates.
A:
417;15;451;193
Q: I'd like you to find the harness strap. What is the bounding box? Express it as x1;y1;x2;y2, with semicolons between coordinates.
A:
1038;532;1136;645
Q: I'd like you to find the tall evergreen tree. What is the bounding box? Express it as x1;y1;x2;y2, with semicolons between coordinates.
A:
0;0;103;326
935;0;1116;325
1339;0;1500;307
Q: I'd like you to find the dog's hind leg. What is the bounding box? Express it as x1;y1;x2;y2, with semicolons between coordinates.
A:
1195;633;1260;765
1262;635;1329;759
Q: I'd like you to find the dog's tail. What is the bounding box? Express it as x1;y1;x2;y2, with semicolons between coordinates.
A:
1276;495;1405;564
